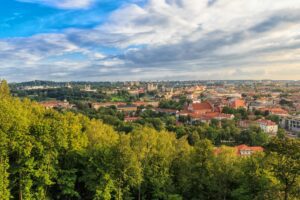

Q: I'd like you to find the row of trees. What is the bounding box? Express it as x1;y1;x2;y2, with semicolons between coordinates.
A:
0;80;299;199
77;106;270;146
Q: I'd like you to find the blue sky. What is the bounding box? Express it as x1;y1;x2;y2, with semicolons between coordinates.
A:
0;0;300;81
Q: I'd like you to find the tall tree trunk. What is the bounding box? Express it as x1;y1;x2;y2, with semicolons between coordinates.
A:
138;184;141;200
284;187;289;200
19;173;22;200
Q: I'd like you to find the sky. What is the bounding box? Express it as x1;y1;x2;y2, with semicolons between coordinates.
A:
0;0;300;82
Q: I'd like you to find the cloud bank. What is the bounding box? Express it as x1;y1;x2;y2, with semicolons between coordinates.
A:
1;0;300;81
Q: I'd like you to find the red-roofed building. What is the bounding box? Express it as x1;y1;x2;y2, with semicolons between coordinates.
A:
214;144;264;157
187;101;214;114
178;101;231;123
259;107;288;116
256;119;278;134
229;99;246;109
190;112;234;123
235;144;264;156
124;117;140;122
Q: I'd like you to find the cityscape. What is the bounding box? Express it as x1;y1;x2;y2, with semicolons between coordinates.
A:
0;0;300;200
10;80;300;139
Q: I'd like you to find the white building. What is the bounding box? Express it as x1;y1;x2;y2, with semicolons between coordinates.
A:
279;116;300;133
256;119;278;134
147;83;158;92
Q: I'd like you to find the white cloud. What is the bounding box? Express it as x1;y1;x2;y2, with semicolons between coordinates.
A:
2;0;300;81
99;0;300;46
17;0;94;9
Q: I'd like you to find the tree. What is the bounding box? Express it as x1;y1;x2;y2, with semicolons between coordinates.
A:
210;146;242;200
187;139;214;199
238;126;269;146
130;127;177;199
0;80;10;99
265;138;300;200
0;131;10;200
232;153;279;200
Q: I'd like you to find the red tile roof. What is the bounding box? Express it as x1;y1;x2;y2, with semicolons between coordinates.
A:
256;119;277;126
191;101;214;111
190;112;233;120
214;144;264;156
230;99;246;109
236;144;264;156
124;117;140;122
259;107;288;115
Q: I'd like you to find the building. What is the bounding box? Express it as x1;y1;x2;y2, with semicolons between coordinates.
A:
154;108;178;115
91;102;126;110
235;145;264;156
178;101;227;123
248;98;275;111
39;100;73;109
147;83;158;92
124;117;140;122
66;83;72;89
132;101;159;108
117;105;138;113
279;116;300;133
228;99;247;109
81;85;97;92
256;119;278;134
258;107;289;116
214;144;264;157
190;112;234;123
186;101;215;115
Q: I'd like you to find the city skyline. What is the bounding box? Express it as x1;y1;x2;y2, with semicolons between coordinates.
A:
1;0;300;81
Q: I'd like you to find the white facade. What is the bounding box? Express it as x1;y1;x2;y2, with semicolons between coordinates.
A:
256;119;278;134
280;116;300;133
258;122;278;134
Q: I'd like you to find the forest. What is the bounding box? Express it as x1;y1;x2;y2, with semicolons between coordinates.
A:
0;80;299;200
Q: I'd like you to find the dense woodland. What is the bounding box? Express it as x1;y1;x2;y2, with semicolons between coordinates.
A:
0;80;299;200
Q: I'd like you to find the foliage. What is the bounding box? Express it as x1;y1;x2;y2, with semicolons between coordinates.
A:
0;83;299;200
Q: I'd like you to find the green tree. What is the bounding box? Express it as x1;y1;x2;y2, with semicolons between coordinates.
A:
187;139;214;199
0;80;10;99
266;138;300;200
238;126;269;146
232;153;279;200
0;130;10;200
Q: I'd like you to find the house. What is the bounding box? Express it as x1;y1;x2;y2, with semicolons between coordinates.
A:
229;99;246;109
186;101;215;114
190;112;234;123
256;119;278;134
258;107;288;116
40;100;73;109
133;101;159;108
235;145;264;156
117;105;138;112
91;102;126;110
128;90;140;95
214;144;264;156
248;98;275;111
124;117;140;122
178;101;228;123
